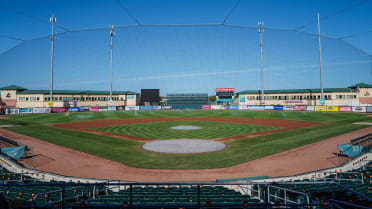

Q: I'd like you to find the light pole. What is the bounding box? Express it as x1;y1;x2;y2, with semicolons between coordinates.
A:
258;22;264;105
49;14;56;105
317;13;324;104
109;25;115;106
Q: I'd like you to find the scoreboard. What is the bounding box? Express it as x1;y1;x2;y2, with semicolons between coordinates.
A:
216;88;235;103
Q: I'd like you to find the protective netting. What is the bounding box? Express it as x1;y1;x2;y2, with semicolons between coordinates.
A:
0;24;371;94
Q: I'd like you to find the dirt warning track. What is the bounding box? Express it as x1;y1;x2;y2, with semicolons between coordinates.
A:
51;117;323;142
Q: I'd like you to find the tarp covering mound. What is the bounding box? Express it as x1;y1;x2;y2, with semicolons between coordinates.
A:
1;146;26;160
338;144;363;157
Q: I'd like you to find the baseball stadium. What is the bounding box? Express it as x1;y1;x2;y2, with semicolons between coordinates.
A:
1;0;372;208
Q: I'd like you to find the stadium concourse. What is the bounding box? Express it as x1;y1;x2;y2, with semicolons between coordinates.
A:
0;126;371;182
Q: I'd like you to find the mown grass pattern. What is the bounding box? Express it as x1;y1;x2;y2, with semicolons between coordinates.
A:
94;121;277;140
2;110;372;169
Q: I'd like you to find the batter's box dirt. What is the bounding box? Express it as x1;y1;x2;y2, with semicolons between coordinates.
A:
50;117;323;142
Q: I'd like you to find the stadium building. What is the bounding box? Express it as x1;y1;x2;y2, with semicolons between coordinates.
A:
237;83;372;106
0;85;139;108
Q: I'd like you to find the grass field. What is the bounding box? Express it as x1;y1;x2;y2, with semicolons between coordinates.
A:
1;110;372;169
93;121;277;140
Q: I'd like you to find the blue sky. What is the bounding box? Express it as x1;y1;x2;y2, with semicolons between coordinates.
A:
0;0;371;95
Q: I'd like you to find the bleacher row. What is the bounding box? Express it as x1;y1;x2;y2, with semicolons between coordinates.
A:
0;163;371;208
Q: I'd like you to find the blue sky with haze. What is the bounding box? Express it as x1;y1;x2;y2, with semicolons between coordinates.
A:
0;0;371;95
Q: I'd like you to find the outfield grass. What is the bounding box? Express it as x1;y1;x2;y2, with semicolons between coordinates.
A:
93;121;277;140
2;110;372;169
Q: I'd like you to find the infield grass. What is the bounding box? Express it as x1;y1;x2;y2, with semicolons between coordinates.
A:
2;110;372;169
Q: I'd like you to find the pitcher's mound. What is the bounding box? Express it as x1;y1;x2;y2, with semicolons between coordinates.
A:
142;139;226;154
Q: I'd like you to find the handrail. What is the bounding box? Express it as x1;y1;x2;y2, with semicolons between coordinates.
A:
268;185;310;206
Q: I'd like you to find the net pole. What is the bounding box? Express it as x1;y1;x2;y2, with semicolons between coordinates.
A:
49;15;56;104
259;22;264;105
317;13;324;102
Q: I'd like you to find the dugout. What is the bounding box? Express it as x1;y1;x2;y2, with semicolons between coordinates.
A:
166;93;208;109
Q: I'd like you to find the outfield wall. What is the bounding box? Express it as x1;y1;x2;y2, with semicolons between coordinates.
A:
3;104;372;115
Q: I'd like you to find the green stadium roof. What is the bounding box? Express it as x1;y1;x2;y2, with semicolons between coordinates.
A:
18;90;137;95
348;83;372;88
238;88;355;95
0;85;27;91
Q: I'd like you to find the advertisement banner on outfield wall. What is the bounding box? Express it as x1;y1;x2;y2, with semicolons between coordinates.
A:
247;105;265;111
211;105;225;110
0;109;4;115
79;107;89;112
98;108;108;112
307;106;315;111
352;106;366;113
19;108;33;114
152;106;162;110
140;106;153;110
339;106;352;112
5;108;19;115
264;105;274;110
326;106;339;112
293;106;307;111
229;105;239;110
315;106;326;112
108;106;117;111
68;107;80;112
32;108;51;114
238;105;248;110
89;106;99;112
125;106;139;111
162;106;172;110
274;105;283;110
116;106;125;111
366;106;372;112
202;105;211;110
283;106;293;111
51;107;68;113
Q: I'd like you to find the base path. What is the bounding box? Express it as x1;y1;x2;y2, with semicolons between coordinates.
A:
51;117;322;142
0;126;371;182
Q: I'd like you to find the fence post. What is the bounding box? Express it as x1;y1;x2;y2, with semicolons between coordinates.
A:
197;185;201;208
129;184;133;206
61;185;65;209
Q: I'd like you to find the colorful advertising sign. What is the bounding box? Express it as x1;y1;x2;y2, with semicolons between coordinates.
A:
216;98;235;102
5;108;19;115
162;106;172;110
126;95;135;99
293;106;307;111
108;106;117;111
229;105;239;110
307;106;315;111
139;106;153;110
283;106;293;111
352;106;366;113
238;105;248;110
79;107;90;112
202;105;211;110
216;88;235;92
51;107;68;113
264;105;274;110
32;108;51;114
274;105;283;110
68;107;80;112
366;106;372;113
19;108;33;114
89;106;99;112
315;106;327;112
326;106;339;112
339;106;352;112
247;105;265;110
125;106;140;111
152;106;162;110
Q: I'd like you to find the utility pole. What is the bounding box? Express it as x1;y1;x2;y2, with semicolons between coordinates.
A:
109;25;115;106
317;13;324;103
49;14;56;104
258;22;264;105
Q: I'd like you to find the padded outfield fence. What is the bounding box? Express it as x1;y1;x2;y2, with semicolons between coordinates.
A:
2;104;372;115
